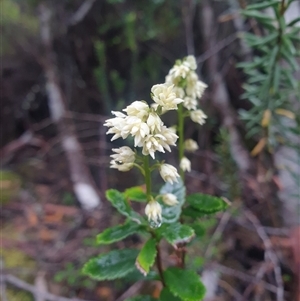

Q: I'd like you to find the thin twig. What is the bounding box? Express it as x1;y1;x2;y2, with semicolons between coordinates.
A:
196;32;239;64
218;279;244;300
114;281;144;301
69;0;96;26
204;212;231;259
3;274;94;301
156;244;166;287
211;263;278;293
244;209;284;301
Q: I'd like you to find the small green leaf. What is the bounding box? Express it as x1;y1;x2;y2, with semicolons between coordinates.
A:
136;238;157;276
106;189;144;223
242;10;274;22
186;193;228;214
82;249;138;280
124;186;147;202
191;223;206;237
124;296;158;301
160;178;186;223
96;221;144;245
157;223;195;246
160;288;182;301
181;206;206;219
164;267;206;301
287;16;300;27
246;0;280;10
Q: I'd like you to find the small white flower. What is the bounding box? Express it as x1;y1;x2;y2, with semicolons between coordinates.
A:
173;87;185;99
157;125;178;152
151;84;183;110
190;110;207;125
123;101;149;119
145;200;162;224
162;193;179;206
186;72;207;99
141;134;165;159
159;163;180;184
183;96;198;111
169;64;190;80
110;146;135;171
184;139;199;152
146;112;163;132
185;55;197;70
180;157;191;172
104;111;129;141
123;116;150;147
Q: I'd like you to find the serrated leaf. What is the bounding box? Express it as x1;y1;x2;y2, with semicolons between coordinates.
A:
96;222;144;245
157;223;195;246
181;206;206;219
186;193;228;214
135;238;157;276
124;186;147;202
160;288;182;301
191;223;206;237
106;189;144;223
125;296;158;301
159;178;186;224
82;249;139;280
164;267;206;301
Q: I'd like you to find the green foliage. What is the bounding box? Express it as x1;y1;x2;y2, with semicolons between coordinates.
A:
157;223;195;246
124;186;147;202
1;0;38;55
239;0;300;154
160;288;182;301
97;221;145;245
136;238;157;276
164;267;206;301
54;262;95;289
93;1;181;110
0;170;21;204
239;0;300;201
215;129;241;200
106;189;144;223
186;193;228;214
82;249;139;280
159;178;186;223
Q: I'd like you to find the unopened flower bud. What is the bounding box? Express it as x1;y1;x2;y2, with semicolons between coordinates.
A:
145;200;162;227
162;193;179;206
184;139;199;152
159;163;180;184
180;157;191;172
110;146;135;171
190;110;207;125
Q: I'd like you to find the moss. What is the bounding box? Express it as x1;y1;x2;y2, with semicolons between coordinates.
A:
0;170;21;204
1;248;36;301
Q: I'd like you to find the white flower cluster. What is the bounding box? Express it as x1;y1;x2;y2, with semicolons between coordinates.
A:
165;55;208;126
104;84;182;187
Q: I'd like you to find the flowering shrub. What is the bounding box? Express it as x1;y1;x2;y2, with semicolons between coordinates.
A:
83;56;229;301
